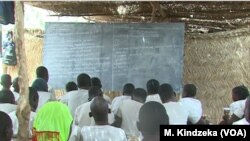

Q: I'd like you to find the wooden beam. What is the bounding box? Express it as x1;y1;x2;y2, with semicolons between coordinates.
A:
15;1;31;141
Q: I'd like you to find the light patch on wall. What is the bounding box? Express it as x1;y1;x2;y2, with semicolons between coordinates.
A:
24;4;89;30
24;4;52;30
117;5;127;15
117;4;139;15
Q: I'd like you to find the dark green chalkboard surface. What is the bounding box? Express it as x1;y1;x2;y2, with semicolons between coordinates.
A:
44;23;184;91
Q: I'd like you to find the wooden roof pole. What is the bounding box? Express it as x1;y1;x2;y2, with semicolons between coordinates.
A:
15;1;31;141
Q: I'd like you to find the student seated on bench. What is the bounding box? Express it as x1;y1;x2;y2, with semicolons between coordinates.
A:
33;101;73;141
91;77;111;104
0;111;13;141
9;87;39;137
0;74;15;104
145;79;161;103
35;66;56;99
60;81;78;104
233;96;250;125
116;88;147;138
0;75;16;114
32;78;53;111
221;85;249;124
137;101;169;141
80;97;127;141
179;84;204;124
111;83;135;115
74;86;114;127
68;73;91;116
159;83;188;125
0;90;16;114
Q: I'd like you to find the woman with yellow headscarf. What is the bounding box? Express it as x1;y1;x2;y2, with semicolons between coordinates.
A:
32;101;73;141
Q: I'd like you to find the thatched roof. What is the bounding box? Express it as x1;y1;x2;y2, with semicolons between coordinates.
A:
28;1;250;33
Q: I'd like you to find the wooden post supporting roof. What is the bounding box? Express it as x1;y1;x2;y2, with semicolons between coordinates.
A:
15;1;31;141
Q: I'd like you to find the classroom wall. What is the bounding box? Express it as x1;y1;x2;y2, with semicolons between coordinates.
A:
184;29;250;123
7;30;43;85
7;28;250;123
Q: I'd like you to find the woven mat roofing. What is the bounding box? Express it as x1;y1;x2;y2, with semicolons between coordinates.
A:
28;1;250;33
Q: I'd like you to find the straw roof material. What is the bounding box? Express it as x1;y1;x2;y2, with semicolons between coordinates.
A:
28;1;250;33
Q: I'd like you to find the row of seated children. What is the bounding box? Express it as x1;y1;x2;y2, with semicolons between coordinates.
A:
0;66;249;141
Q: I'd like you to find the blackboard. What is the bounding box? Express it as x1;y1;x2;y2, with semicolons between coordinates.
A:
44;23;184;91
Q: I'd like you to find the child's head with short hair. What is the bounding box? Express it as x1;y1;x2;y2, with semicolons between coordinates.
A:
183;84;197;98
232;85;249;102
65;81;77;92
